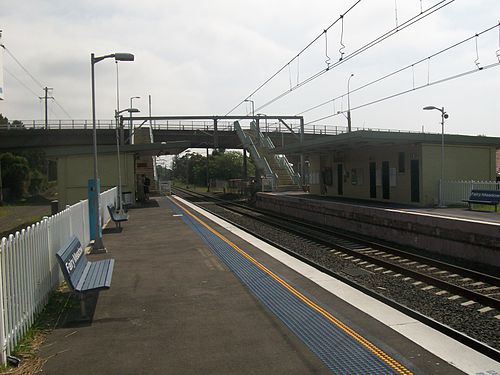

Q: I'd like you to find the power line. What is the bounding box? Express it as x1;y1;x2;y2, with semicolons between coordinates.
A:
226;0;454;116
53;98;73;119
254;0;456;114
297;22;500;116
224;0;363;115
304;61;500;125
4;67;40;98
1;45;45;89
2;43;74;119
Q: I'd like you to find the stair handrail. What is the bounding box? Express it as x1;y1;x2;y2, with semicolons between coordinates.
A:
250;122;300;186
234;121;276;187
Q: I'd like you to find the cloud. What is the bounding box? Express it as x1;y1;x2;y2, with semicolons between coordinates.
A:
0;0;498;135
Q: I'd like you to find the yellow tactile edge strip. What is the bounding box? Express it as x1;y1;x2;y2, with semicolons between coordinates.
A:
172;197;413;375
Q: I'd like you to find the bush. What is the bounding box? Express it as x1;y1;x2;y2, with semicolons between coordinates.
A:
29;169;48;195
0;153;31;199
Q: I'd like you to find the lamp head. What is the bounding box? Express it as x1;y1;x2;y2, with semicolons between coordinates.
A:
114;53;134;62
116;107;140;115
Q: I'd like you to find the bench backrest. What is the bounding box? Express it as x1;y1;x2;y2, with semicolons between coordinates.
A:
469;189;500;202
107;204;116;218
56;235;89;291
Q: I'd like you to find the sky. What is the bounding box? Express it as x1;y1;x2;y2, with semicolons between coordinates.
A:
0;0;499;137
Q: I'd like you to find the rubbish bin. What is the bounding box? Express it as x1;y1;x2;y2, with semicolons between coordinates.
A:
122;191;133;207
51;200;59;215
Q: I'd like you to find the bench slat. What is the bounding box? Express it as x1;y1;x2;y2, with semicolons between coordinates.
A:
80;259;114;291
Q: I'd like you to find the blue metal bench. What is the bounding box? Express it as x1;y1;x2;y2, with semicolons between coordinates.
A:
56;235;115;317
462;189;500;212
107;204;129;228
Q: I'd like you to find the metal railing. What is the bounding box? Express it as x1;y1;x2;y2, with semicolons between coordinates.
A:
5;119;440;137
250;122;301;186
0;187;117;364
442;180;500;205
234;121;276;186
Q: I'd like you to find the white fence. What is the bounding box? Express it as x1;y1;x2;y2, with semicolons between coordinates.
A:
442;180;500;205
0;187;117;364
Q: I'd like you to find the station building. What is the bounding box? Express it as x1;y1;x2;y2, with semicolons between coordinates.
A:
278;130;499;206
47;141;188;210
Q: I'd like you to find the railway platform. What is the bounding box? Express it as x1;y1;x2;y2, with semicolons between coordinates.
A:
39;196;498;374
255;193;500;270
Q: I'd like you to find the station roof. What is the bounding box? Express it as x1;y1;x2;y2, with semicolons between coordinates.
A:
273;130;500;154
45;141;190;157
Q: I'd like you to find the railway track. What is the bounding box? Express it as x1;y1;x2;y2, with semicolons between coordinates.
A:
172;187;500;360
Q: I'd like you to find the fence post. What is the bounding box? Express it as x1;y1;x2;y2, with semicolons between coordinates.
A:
0;238;6;365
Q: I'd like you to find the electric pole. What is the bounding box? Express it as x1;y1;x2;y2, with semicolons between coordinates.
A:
39;87;53;129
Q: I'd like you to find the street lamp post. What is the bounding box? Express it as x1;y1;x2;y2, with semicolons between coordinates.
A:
90;52;134;253
129;96;140;144
244;99;258;142
347;73;354;132
244;98;255;117
115;108;139;213
423;105;449;207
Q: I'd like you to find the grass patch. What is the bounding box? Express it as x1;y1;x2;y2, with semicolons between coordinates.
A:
0;288;71;375
0;216;48;240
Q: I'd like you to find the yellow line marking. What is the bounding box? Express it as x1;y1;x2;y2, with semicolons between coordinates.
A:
172;198;413;374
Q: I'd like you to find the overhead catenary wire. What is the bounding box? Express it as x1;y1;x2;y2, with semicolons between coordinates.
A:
4;67;40;98
296;22;500;116
53;98;73;119
253;0;456;114
2;42;74;119
304;61;500;125
1;44;44;89
224;0;363;116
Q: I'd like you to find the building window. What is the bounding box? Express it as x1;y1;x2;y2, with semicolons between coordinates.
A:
398;152;405;173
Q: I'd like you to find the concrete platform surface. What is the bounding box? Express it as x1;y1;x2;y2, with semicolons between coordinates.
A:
39;197;467;374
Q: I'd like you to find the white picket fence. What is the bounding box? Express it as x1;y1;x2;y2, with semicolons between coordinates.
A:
0;187;118;364
442;180;500;205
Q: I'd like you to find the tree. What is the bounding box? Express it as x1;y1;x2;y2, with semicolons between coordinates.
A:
0;114;23;128
171;150;254;187
156;164;172;181
0;153;31;198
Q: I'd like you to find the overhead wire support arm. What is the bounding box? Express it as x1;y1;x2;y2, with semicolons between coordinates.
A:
224;0;362;116
305;61;500;125
253;0;456;114
296;22;499;117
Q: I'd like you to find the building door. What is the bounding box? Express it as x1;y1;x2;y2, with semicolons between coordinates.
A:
382;161;390;199
369;162;376;198
337;164;343;195
410;160;420;203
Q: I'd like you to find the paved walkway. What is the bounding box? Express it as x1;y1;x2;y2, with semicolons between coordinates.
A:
39;197;330;374
39;196;464;374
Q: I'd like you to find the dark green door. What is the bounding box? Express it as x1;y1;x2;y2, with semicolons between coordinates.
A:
337;164;343;195
411;160;420;202
382;161;390;199
369;162;376;198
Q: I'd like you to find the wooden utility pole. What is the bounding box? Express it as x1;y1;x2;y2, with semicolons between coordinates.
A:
39;87;53;129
